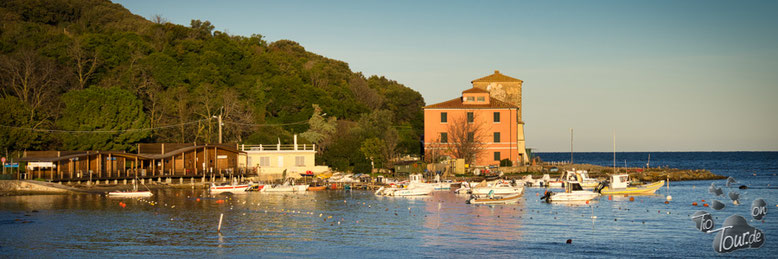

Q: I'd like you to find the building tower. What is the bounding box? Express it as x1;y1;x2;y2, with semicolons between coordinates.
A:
471;70;529;164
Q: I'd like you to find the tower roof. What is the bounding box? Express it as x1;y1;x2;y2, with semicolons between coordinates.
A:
471;70;523;83
423;96;518;109
461;87;490;94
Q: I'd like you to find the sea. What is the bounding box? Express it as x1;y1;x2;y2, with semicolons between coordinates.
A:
1;151;776;258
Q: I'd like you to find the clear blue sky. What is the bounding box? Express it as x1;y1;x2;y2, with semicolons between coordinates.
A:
115;0;778;152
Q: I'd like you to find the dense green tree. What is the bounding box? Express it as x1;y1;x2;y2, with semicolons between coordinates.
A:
57;87;149;151
0;0;427;173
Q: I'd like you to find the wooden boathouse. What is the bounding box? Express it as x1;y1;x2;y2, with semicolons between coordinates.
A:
19;143;248;185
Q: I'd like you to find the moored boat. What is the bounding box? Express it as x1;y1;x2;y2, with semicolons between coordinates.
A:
471;181;524;196
467;193;522;204
210;182;251;193
307;185;327;191
541;181;599;202
598;174;664;195
108;190;152;197
108;181;152;197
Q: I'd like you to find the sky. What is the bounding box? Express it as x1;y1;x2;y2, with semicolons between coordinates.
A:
115;0;778;152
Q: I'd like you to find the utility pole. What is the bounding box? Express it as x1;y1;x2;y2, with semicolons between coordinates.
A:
218;113;223;144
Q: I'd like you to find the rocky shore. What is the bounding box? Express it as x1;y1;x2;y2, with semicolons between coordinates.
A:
498;163;726;182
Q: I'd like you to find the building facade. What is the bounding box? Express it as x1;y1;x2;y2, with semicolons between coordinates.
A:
19;143;246;184
238;135;330;181
423;71;529;166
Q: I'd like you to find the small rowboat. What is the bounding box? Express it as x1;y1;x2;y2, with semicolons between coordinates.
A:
307;186;327;191
210;183;251;193
108;181;152;197
108;190;152;197
467;193;522;204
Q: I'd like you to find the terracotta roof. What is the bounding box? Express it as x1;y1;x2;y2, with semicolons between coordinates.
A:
423;96;518;109
462;87;490;94
471;70;523;83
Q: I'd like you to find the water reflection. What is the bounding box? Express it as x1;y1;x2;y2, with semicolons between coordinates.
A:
1;182;776;258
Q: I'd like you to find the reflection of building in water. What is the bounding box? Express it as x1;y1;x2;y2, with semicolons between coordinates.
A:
421;192;525;248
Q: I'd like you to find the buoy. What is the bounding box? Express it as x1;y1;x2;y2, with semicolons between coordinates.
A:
196;198;200;202
585;200;589;204
666;195;672;201
703;203;709;207
566;239;572;244
701;199;705;202
664;201;669;204
629;197;635;202
692;202;698;206
608;195;612;200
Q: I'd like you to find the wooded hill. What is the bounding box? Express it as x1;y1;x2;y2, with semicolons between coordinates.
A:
0;0;425;172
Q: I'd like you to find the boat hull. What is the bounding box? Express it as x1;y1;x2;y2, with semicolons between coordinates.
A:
600;180;664;195
108;191;153;197
467;194;522;204
307;186;327;191
548;191;599;202
210;184;250;193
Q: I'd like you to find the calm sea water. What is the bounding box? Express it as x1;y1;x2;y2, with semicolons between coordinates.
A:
1;152;776;258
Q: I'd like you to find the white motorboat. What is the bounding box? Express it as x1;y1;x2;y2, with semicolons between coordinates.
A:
568;170;600;189
467;193;522;204
108;181;152;197
210;182;251;193
389;183;433;196
471;181;524;197
108;190;152;197
541;181;599;202
261;180;308;193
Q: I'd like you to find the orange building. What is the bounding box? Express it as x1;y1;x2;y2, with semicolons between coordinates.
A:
423;71;529;166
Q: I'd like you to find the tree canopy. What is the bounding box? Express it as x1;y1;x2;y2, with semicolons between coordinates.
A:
0;0;425;172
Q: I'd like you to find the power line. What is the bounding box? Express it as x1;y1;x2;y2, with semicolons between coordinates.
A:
0;118;310;133
223;120;309;127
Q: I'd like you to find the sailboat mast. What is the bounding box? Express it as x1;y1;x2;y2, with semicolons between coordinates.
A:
613;130;616;173
570;128;574;164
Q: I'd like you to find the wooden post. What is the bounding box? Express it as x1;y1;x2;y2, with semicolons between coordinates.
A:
194;148;198;175
161;156;165;176
57;160;61;180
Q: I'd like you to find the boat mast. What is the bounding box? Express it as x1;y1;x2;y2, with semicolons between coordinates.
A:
570;128;574;165
612;130;616;174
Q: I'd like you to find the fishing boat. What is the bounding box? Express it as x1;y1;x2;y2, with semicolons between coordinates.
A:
471;181;524;196
389;183;434;196
307;185;327;191
467;193;522;204
597;174;664;195
210;182;251;193
541;181;599;202
568;170;600;189
108;181;152;197
261;180;308;193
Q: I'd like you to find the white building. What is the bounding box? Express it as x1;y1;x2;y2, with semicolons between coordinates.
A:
238;135;329;181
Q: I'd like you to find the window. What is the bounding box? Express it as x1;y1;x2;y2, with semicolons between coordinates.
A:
259;157;271;167
494;152;501;161
295;156;305;167
493;112;500;122
467;112;474;123
466;96;475;101
494;132;500;143
440;132;448;143
467;132;474;142
477;96;485;102
441;112;447;123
